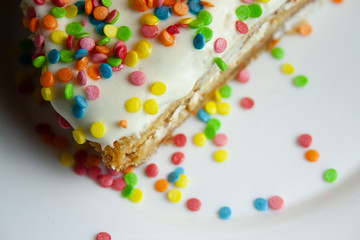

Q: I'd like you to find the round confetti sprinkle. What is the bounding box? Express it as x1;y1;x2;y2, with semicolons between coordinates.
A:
324;169;338;183
217;102;231;115
173;134;187;147
213;134;228;147
236;5;250;21
186;198;202;211
238;69;250;83
124;172;138;186
125;97;142;113
174;167;185;175
176;174;189;188
254;198;269;211
167;171;180;183
144;99;159;115
248;3;262;18
90;121;106;138
96;232;111;240
305;149;320;162
88;166;102;179
197;27;213;42
98;174;113;188
122;185;135;198
117;26;132;41
240;97;254;109
298;134;312;148
193;33;206;50
155;179;169;192
168;189;182;203
219;85;232;98
214;150;228;162
214;38;227;53
129;71;146;86
194;132;207;146
204;125;216;139
271;47;285;59
236;20;249;34
198;109;210;122
150;81;167;95
130;189;144;203
281;63;295;74
218;206;231;220
294;75;308;87
145;163;159;177
269;195;284;210
73;163;87;176
60;152;75;166
112;178;126;191
208;118;221;130
171;152;185;165
205;101;217;114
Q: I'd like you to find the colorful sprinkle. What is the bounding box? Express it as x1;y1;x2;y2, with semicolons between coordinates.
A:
168;189;182;203
269;195;284;210
145;163;159;177
218;206;231;220
324;169;338;183
254;198;269;211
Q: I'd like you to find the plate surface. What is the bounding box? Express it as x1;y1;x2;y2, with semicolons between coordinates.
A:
1;1;360;239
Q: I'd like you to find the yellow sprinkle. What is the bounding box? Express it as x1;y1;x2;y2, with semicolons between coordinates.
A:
124;50;138;67
205;101;217;114
175;174;189;188
144;99;159;115
194;132;207;146
214;149;228;162
133;40;152;59
50;30;67;45
179;17;193;25
214;90;222;103
90;121;106;138
168;189;182;203
60;152;75;166
65;4;78;18
150;81;167;95
125;97;142;113
281;63;295;74
41;87;55;101
129;189;143;203
103;24;118;38
217;102;231;115
72;127;86;145
41;64;48;74
140;13;159;25
256;0;270;2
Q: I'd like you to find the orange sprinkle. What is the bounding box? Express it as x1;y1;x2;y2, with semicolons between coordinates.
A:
86;154;102;167
305;150;320;162
123;166;135;174
57;68;74;82
22;16;30;29
87;64;101;80
154;179;169;192
173;2;189;16
42;14;58;30
333;0;343;3
266;38;280;51
93;6;109;21
159;30;176;47
40;72;55;87
201;1;215;7
95;45;111;55
298;22;312;36
75;57;89;71
53;136;69;150
163;0;177;5
29;18;39;33
85;0;93;15
119;120;128;128
147;0;154;8
63;0;72;3
132;0;148;12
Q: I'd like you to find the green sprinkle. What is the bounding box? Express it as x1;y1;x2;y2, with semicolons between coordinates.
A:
122;185;135;198
64;83;74;99
324;169;338;183
51;7;66;18
33;56;46;68
214;57;228;72
74;32;90;39
197;10;213;26
197;27;213;42
97;37;111;46
19;38;34;51
219;85;232;98
236;5;250;21
117;26;132;41
208;118;221;131
294;75;308;87
188;19;204;29
60;49;74;63
271;47;285;59
66;22;83;35
248;3;262;18
124;172;138;186
204;125;217;139
107;56;122;67
109;10;120;24
102;0;112;7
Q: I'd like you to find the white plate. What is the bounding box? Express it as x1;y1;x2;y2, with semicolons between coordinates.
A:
1;1;360;239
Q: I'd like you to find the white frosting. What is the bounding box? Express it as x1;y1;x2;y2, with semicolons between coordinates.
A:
22;0;289;148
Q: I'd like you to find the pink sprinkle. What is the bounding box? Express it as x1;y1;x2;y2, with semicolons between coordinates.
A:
58;116;71;129
86;85;100;100
98;175;114;188
92;0;102;8
34;34;45;48
186;198;202;211
145;163;159;177
88;166;102;179
240;97;254;109
113;40;125;51
96;232;111;240
155;0;164;8
141;25;159;39
112;177;126;191
82;18;87;27
214;38;227;53
238;69;250;83
106;9;118;23
269;195;284;210
242;0;254;3
112;63;124;72
74;150;88;164
298;134;312;148
236;20;249;34
73;163;87;176
67;35;74;50
77;70;87;86
129;71;146;86
114;45;127;59
171;152;185;165
213;134;228;147
91;53;108;64
79;37;95;51
107;168;120;176
166;25;180;35
173;133;187;147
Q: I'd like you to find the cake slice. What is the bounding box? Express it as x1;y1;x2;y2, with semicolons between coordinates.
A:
21;0;322;171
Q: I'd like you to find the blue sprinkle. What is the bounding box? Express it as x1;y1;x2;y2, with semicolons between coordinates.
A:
154;5;172;20
254;198;269;211
193;33;206;50
72;105;85;118
89;14;104;26
74;49;89;60
48;49;60;64
96;23;107;36
174;167;185;175
74;95;88;109
75;1;85;15
188;0;204;15
197;109;210;122
99;63;113;79
219;206;232;220
167;172;180;183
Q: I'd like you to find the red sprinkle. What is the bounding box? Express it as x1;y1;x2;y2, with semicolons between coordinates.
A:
96;232;111;240
173;133;187;147
67;35;74;50
236;20;249;34
98;174;114;188
51;0;65;7
114;45;127;59
58;116;71;129
112;177;126;191
171;152;185;165
298;134;312;148
106;9;118;23
141;25;159;38
145;163;159;177
240;97;254;109
88;166;102;179
33;0;46;5
186;198;202;211
166;25;180;35
73;163;87;176
269;195;284;210
214;38;227;53
107;168;121;176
